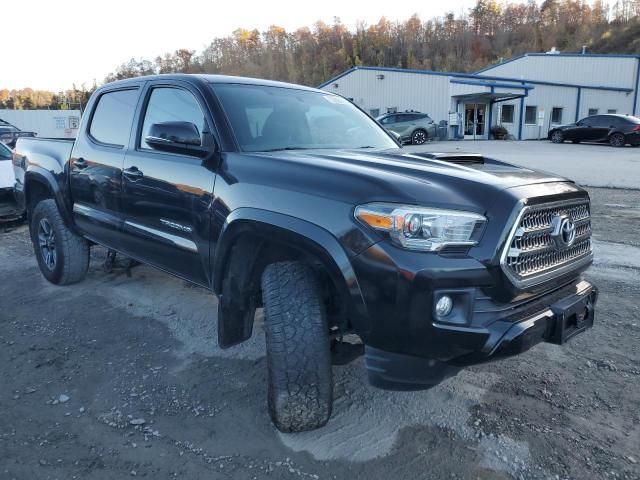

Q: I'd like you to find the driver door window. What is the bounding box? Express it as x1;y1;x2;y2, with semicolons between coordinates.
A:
141;87;206;151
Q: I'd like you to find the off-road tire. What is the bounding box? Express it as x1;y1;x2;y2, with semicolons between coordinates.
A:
31;199;89;285
261;261;332;432
609;133;626;148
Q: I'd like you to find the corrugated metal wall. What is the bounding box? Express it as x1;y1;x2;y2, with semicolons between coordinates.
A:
480;55;638;89
320;55;639;142
321;69;452;123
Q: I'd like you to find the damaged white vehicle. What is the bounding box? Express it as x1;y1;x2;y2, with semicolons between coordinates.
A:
0;142;24;220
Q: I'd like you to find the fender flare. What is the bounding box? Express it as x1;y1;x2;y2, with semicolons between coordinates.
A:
212;208;369;340
24;167;75;226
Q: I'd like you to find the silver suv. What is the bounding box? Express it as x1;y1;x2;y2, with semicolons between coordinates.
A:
376;112;436;145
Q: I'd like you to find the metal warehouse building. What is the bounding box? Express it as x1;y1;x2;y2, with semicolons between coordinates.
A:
319;53;640;141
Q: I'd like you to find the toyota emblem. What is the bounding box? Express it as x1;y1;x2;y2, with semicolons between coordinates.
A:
551;215;576;249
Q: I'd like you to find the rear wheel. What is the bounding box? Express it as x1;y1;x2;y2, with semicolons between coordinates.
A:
550;131;564;143
30;199;89;285
411;129;428;145
261;261;333;432
609;133;626;148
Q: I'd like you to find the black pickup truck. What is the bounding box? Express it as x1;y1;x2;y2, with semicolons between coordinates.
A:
13;74;597;432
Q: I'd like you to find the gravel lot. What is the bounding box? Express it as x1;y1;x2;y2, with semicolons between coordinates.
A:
1;143;639;479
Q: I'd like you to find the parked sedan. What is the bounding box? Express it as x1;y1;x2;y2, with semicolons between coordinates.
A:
376;112;437;145
548;114;640;147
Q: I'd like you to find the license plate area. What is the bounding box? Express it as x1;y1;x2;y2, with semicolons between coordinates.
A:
548;288;596;344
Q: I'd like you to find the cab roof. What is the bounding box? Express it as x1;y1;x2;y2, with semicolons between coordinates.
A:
100;73;321;93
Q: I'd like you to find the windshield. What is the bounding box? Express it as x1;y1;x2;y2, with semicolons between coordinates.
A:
211;84;398;152
0;142;11;160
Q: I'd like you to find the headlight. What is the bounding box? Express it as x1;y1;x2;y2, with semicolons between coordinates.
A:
355;202;486;251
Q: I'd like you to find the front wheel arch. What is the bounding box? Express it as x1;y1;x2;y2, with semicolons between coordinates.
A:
213;214;365;348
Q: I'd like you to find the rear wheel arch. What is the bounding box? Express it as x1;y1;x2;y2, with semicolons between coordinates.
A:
24;170;74;228
213;211;366;348
609;132;626;147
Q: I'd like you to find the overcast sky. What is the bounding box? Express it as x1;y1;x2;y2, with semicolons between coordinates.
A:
4;0;475;91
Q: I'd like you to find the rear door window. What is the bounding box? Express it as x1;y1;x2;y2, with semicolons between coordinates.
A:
89;89;138;147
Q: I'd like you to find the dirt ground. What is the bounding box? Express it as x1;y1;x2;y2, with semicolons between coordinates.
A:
1;186;639;480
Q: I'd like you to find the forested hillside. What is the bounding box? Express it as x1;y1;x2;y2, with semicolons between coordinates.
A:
2;0;639;110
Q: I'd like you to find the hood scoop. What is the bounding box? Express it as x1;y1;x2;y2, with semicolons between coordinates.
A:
420;152;485;165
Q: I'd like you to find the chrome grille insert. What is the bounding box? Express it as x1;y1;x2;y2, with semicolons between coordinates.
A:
501;199;593;287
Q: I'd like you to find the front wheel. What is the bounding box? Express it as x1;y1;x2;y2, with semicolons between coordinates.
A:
261;261;333;432
609;133;626;148
30;199;89;285
550;131;564;143
411;129;428;145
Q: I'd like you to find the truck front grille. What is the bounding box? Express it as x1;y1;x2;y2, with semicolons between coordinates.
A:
501;199;592;287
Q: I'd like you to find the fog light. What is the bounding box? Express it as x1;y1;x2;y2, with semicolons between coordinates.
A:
435;295;453;317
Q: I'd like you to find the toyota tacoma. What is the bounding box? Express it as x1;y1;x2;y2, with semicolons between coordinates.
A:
13;74;597;432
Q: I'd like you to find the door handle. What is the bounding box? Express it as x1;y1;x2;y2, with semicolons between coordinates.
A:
74;157;88;169
123;166;144;178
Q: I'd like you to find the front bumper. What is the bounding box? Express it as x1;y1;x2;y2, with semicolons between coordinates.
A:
364;280;597;390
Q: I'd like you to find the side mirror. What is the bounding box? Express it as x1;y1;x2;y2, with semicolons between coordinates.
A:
145;121;210;157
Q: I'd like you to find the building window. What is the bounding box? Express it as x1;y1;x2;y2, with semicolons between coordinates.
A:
551;107;563;124
386;107;398;114
501;104;514;124
524;106;537;125
588;108;598;116
370;108;380;118
607;109;617;114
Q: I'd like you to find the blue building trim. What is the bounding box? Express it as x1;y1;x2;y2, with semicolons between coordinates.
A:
634;58;640;116
525;52;640;59
518;95;525;140
317;67;357;89
474;54;527;74
487;86;495;138
318;65;633;93
575;87;582;122
450;79;534;90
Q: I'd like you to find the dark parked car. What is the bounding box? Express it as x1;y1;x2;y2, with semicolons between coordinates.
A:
0;119;36;149
376;112;437;145
14;74;597;432
548;114;640;147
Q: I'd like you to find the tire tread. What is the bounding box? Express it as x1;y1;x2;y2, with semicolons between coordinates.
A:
31;199;89;285
261;261;332;432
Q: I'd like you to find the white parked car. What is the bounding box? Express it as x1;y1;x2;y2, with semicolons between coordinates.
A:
0;142;24;220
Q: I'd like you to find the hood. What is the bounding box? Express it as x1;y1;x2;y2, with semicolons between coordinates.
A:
242;148;570;214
